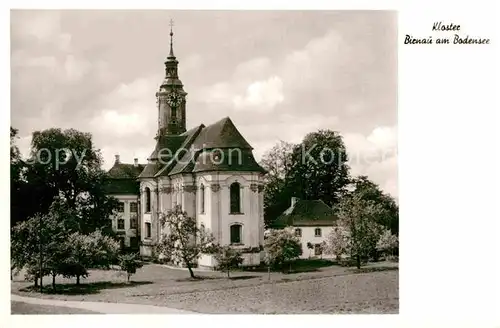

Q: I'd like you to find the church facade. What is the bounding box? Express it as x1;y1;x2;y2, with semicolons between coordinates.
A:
134;28;266;268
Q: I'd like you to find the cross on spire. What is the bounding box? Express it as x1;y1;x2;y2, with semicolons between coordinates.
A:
169;19;175;57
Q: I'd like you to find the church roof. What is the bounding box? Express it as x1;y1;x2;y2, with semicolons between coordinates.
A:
147;117;265;177
191;117;253;150
272;199;337;228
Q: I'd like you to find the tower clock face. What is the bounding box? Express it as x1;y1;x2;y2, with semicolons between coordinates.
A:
166;92;182;107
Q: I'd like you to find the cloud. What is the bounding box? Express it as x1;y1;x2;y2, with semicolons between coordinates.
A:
11;11;397;196
344;125;398;197
233;76;284;111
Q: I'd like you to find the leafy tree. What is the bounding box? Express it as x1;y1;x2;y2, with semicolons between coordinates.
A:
260;131;351;228
213;245;244;278
11;211;67;291
10;127;29;227
349;176;399;234
118;253;144;282
324;193;385;269
156;205;216;278
376;229;399;258
264;228;302;273
260;141;295;227
60;230;120;285
20;128;118;233
286;130;350;208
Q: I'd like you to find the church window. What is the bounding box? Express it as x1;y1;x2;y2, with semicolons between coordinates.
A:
145;188;151;213
117;202;124;212
145;222;151;238
200;184;205;214
230;182;241;214
230;224;242;244
117;219;125;230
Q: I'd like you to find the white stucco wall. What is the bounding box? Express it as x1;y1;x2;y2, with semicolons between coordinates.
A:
109;194;139;247
139;171;264;267
295;226;334;259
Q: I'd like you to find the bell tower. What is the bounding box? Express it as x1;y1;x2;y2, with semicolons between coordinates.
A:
156;19;187;137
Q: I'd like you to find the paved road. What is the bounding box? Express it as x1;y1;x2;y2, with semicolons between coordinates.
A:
11;294;197;314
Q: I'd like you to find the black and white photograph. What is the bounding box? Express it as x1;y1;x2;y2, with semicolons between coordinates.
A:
9;9;399;314
7;4;497;323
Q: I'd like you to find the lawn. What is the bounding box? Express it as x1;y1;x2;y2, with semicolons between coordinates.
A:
11;301;100;314
11;261;398;314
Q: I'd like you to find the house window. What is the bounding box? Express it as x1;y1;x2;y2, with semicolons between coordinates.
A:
130;202;137;213
145;222;151;238
230;224;242;244
230;182;241;214
117;219;125;230
200;184;205;214
314;244;322;256
314;228;322;237
295;228;302;237
117;202;124;212
130;217;138;229
144;188;151;213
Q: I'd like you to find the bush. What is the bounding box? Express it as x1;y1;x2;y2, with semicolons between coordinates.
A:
214;245;243;278
118;253;143;282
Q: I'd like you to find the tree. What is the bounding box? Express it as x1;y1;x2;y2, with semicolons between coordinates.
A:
60;230;120;285
156;205;216;278
263;228;302;273
213;245;243;278
260;141;295;227
118;253;144;282
286;130;351;208
20;128;118;232
349;176;399;234
376;229;399;258
11;210;68;291
324;194;385;269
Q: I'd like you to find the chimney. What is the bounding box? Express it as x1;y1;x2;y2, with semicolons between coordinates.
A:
291;197;299;207
134;158;138;167
115;154;120;164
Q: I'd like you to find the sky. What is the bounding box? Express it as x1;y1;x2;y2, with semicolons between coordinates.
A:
10;10;398;197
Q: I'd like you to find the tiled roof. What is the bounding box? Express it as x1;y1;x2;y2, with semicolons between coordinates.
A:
106;161;145;194
145;117;265;177
108;162;146;179
272;199;337;228
191;117;253;150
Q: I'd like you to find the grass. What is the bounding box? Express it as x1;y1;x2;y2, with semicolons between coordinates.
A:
11;260;398;313
11;301;100;314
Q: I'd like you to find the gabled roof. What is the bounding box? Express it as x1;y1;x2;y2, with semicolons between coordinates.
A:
105;161;145;194
273;199;337;228
137;116;265;178
191;117;253;150
108;162;146;179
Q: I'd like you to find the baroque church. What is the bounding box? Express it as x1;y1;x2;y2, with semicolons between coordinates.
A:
105;26;266;269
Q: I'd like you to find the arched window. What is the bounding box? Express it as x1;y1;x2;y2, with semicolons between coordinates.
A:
144;187;151;213
230;224;242;244
314;228;322;237
295;228;302;237
230;182;241;214
200;184;205;214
